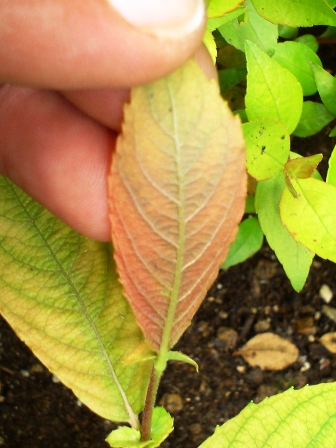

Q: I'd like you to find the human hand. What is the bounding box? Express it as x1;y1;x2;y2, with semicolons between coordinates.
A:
0;0;209;241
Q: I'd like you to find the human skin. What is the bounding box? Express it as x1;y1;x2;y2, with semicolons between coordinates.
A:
0;0;214;241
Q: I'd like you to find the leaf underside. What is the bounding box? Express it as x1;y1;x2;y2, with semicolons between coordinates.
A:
109;59;246;350
0;177;152;423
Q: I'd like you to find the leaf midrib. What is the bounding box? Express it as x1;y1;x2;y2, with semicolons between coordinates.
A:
5;179;137;426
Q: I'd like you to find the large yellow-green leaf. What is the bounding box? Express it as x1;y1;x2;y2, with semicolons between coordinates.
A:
245;41;303;134
109;59;246;351
255;173;313;291
280;177;336;262
219;0;278;54
206;0;244;18
199;383;336;447
251;0;336;27
0;177;152;425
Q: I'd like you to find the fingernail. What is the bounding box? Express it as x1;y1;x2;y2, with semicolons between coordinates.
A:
107;0;205;38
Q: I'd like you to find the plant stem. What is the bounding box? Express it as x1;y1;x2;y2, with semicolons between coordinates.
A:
141;83;186;441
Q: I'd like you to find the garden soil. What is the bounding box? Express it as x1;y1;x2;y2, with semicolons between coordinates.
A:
1;44;336;448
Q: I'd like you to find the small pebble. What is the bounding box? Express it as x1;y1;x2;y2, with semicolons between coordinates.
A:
160;393;183;414
254;319;271;333
320;284;333;303
20;369;30;378
296;316;316;335
189;423;202;435
30;363;44;374
52;375;60;383
216;327;238;349
300;361;311;372
236;365;246;374
264;305;271;315
319;358;331;371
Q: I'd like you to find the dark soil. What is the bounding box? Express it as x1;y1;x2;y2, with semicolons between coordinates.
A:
2;39;336;448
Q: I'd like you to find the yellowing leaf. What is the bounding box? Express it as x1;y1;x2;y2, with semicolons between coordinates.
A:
235;332;299;370
285;154;323;179
320;332;336;354
200;383;336;448
206;0;244;18
280;178;336;262
109;59;246;351
0;177;152;425
243;119;290;180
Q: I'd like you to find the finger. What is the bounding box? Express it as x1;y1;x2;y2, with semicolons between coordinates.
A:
1;0;205;89
0;85;112;241
61;45;216;132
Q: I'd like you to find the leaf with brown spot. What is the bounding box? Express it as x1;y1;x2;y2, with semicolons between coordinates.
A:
109;59;246;351
235;332;299;370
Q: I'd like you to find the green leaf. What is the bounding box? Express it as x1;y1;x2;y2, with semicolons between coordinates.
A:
295;34;319;53
106;427;149;448
272;41;322;96
218;68;247;94
293;101;335;137
280;177;336;262
221;217;264;269
166;351;198;371
327;145;336;186
219;0;278;54
199;383;336;448
243;119;290;180
147;407;174;448
207;7;246;32
321;25;336;37
106;407;173;448
245;194;255;213
109;59;246;351
0;177;152;426
255;173;313;291
245;40;303;133
278;25;298;39
312;62;336;116
206;0;244;18
330;125;336;137
251;0;336;27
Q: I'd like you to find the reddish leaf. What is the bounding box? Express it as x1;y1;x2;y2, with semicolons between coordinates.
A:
109;59;246;350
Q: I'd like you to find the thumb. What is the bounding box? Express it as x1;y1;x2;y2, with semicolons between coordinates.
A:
1;0;206;89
